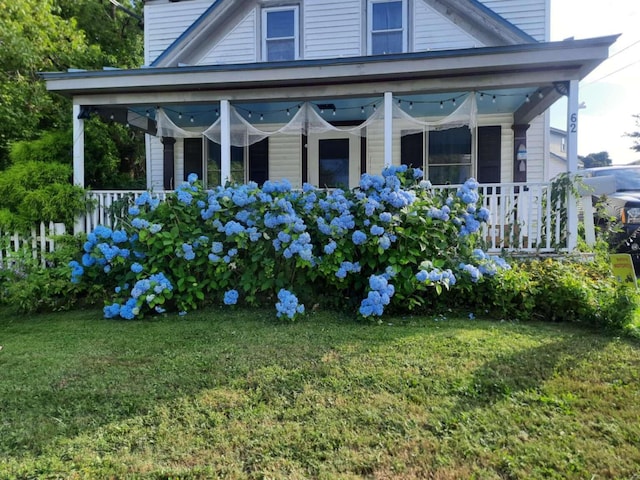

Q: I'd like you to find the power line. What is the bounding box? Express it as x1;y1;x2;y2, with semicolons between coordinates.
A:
583;58;640;87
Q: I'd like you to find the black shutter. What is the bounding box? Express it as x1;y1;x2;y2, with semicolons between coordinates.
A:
249;138;269;186
401;132;423;168
183;138;203;181
477;126;501;184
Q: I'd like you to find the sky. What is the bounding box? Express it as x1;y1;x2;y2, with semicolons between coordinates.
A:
549;0;640;164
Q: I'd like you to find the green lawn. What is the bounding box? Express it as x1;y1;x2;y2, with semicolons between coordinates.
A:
0;308;638;479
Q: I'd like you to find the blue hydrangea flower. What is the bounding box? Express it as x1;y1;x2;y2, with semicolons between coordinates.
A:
131;262;144;274
224;289;239;305
352;230;367;245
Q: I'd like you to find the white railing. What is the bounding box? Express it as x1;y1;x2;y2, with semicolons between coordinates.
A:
432;182;569;253
0;222;66;268
81;183;569;253
79;190;171;233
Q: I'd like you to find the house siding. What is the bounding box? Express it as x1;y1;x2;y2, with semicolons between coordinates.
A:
479;0;548;41
147;135;165;191
303;0;362;59
414;1;481;51
268;133;303;189
144;0;212;66
198;9;257;65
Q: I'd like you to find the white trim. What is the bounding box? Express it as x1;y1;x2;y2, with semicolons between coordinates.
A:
261;5;300;62
221;99;231;183
367;0;407;55
384;91;393;166
72;104;84;188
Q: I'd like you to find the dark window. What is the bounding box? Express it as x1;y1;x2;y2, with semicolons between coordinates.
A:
319;138;349;188
184;138;203;182
207;140;244;187
249;138;269;186
401;131;423;169
477;126;501;184
428;127;472;184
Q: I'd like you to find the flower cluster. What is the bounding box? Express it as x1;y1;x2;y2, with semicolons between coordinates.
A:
275;289;305;319
71;167;506;320
359;274;395;317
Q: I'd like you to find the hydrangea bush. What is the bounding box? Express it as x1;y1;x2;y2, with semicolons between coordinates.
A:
70;166;510;320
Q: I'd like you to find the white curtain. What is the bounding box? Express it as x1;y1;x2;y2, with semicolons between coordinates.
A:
153;93;479;147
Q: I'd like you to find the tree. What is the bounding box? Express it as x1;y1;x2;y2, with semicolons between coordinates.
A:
625;114;640;153
0;0;95;168
579;151;612;168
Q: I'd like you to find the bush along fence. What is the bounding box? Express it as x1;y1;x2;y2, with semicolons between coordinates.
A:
0;222;66;269
69;166;511;320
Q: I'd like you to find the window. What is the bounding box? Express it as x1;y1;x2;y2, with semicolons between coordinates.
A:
262;6;299;61
319;139;350;188
207;140;245;187
428;127;472;185
368;0;406;55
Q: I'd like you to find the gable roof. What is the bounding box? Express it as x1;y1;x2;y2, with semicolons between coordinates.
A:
151;0;537;68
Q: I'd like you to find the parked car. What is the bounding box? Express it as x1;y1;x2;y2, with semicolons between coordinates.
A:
582;165;640;271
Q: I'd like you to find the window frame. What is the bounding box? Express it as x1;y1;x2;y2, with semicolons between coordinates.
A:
261;5;300;62
367;0;407;55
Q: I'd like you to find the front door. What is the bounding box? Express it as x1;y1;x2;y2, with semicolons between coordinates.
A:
308;131;361;189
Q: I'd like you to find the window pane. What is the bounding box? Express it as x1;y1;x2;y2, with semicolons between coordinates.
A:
267;10;294;38
207;140;245;187
267;39;295;61
372;1;402;30
428;165;472;185
319;139;350;189
372;31;402;54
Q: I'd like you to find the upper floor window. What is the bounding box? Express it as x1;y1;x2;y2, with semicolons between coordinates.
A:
368;0;406;55
262;6;299;61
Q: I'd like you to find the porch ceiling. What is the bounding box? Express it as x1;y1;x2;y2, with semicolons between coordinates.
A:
43;35;618;125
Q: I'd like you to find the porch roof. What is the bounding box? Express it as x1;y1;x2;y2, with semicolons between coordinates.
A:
42;35;618;125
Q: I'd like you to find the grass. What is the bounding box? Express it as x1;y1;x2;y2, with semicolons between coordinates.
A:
0;307;639;479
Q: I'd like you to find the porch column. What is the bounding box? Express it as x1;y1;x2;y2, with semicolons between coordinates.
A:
162;137;176;190
220;99;231;184
566;79;580;250
384;92;393;167
72;103;85;187
512;124;529;183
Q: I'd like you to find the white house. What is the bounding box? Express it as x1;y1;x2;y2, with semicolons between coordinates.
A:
42;0;617;251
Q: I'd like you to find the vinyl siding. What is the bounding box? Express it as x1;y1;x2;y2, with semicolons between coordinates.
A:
144;0;212;66
525;115;547;182
198;9;257;65
304;0;362;59
147;135;165;191
268;134;302;189
479;0;548;41
414;1;481;52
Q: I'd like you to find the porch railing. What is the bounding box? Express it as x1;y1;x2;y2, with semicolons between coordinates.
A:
82;182;570;254
432;182;569;253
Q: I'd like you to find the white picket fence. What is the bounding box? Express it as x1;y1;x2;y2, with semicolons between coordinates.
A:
0;222;66;268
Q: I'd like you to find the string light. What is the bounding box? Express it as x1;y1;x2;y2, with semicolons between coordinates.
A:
479;93;484;101
190;115;194;123
260;113;264;121
361;106;365;114
332;108;336;116
178;112;182;119
286;108;290;116
409;101;413;110
525;94;530;103
492;95;496;103
248;111;252;118
440;101;444;109
215;108;219;117
452;98;456;107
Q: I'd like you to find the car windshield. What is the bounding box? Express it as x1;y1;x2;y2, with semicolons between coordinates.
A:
590;168;640;192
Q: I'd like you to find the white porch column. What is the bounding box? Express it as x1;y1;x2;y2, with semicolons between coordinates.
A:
72;103;85;187
72;103;86;235
566;79;580;250
220;99;231;184
384;92;393;167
